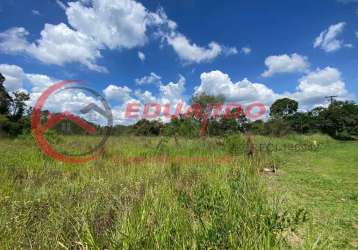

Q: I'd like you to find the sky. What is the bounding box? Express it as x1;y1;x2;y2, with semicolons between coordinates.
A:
0;0;357;124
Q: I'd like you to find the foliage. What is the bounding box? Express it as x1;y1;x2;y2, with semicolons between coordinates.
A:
0;73;12;116
270;98;298;119
0;73;30;137
249;99;358;140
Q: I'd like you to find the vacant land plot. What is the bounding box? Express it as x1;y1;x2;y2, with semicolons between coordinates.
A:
0;135;356;249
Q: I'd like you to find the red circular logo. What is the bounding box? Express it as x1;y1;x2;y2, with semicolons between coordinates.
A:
31;80;112;164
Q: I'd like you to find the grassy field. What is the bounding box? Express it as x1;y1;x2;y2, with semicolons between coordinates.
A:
0;134;356;249
264;135;358;249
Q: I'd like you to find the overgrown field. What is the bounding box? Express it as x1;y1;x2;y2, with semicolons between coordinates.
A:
0;134;356;249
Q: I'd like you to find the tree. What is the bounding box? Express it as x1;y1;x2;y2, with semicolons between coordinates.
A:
190;94;225;136
0;73;31;136
319;101;358;139
10;91;30;121
191;94;225;119
270;98;298;119
0;73;12;115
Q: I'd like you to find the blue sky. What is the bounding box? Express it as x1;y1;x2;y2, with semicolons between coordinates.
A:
0;0;357;123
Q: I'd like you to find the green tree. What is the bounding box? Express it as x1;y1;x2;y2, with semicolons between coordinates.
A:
0;73;31;136
0;73;12;115
319;101;358;139
10;91;30;121
190;94;225;120
270;98;298;119
190;94;225;136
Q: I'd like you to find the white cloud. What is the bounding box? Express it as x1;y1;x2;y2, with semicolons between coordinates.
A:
241;47;252;55
0;24;106;72
138;51;146;61
102;74;187;124
1;0;233;70
135;72;162;85
103;85;132;102
193;68;351;112
195;70;278;105
165;32;222;63
356;31;358;38
66;0;149;50
314;22;350;52
290;67;350;109
134;90;157;104
0;64;26;92
30;23;106;72
0;64;107;124
26;73;57;93
159;75;186;104
262;53;309;77
0;0;154;72
0;27;31;54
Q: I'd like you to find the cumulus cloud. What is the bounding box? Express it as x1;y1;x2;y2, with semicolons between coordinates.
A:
138;51;146;61
102;74;187;123
134;90;157;104
291;67;350;109
0;64;111;125
0;64;26;92
135;72;162;85
0;27;31;54
262;53;309;77
314;22;351;52
0;0;235;70
0;0;156;72
103;85;132;102
194;68;351;111
159;75;186;104
65;0;149;50
0;24;106;72
195;70;278;105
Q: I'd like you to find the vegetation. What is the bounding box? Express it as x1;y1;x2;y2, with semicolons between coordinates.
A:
0;135;314;249
1;73;358;140
0;73;30;137
0;72;357;249
261;134;358;249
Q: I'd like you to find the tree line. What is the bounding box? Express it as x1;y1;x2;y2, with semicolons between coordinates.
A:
116;95;358;140
1;73;357;140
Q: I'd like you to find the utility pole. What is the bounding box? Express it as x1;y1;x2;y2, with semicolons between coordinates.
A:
325;96;338;105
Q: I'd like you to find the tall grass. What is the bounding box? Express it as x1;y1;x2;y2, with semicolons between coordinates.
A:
0;135;308;249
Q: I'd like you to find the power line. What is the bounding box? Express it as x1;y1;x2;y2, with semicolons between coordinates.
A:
325;96;338;105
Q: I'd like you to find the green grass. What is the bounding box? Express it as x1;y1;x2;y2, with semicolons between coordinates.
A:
0;134;356;249
263;134;358;249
